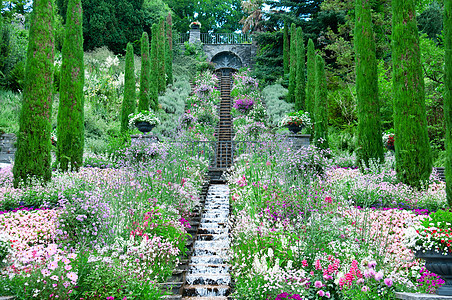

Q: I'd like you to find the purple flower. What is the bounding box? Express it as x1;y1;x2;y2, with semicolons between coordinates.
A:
384;278;393;287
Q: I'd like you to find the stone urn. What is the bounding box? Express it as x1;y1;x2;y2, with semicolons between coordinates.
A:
287;124;304;134
415;250;452;296
135;121;155;133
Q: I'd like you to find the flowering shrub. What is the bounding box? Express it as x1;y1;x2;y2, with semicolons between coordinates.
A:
382;132;395;148
233;97;254;113
0;232;12;264
128;110;161;128
279;111;311;127
404;209;452;254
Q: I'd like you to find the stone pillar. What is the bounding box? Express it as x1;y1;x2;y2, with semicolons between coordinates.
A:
189;28;201;44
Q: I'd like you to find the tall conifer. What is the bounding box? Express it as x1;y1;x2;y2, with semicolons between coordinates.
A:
444;0;452;205
314;55;328;150
392;0;432;187
150;24;159;110
121;43;136;132
165;13;173;85
13;0;55;186
138;32;151;111
355;0;384;168
287;23;297;104
57;0;84;172
283;22;290;76
295;27;305;111
157;18;166;94
306;39;316;123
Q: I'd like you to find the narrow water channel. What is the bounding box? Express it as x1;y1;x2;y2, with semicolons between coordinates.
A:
183;184;230;299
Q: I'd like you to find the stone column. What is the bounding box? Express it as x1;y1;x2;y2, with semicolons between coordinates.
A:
189;28;201;44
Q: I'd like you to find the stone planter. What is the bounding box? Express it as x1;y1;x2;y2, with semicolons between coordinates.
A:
386;144;395;151
415;250;452;296
135;121;155;133
287;124;304;134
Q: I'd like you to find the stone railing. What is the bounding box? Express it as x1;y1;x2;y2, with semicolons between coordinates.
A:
0;133;16;163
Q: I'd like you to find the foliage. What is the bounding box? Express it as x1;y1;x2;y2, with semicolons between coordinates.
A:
57;0;85;172
262;83;293;127
165;15;173;85
444;0;452;205
0;90;21;134
287;23;297;103
163;0;245;33
138;32;151;111
142;0;171;34
283;22;289;76
354;0;384;168
0;15;27;91
57;0;144;54
306;38;316;124
12;0;54;187
150;23;159;110
158;18;166;94
392;0;432;188
314;55;329;150
121;43;136;132
251;31;284;84
295;27;305;111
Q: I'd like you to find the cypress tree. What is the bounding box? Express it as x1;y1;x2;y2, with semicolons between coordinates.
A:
314;54;329;150
445;0;451;205
13;0;55;187
166;13;173;85
287;23;297;104
57;0;84;172
283;22;290;76
121;43;136;132
157;18;166;94
295;27;305;111
138;32;151;112
150;24;159;110
355;0;384;168
392;0;432;187
306;39;316;124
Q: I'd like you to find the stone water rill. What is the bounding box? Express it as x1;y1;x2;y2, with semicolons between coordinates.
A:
183;184;231;299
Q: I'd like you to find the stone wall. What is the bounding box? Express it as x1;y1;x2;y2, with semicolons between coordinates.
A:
0;134;16;163
286;134;311;150
203;44;255;69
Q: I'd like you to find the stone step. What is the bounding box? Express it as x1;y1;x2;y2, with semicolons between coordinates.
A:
183;285;230;297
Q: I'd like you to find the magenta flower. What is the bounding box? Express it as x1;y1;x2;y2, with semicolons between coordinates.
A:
314;280;323;288
375;271;384;281
317;290;325;297
384;278;393;287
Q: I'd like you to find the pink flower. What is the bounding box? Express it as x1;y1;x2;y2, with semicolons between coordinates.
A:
324;196;332;204
266;161;271;166
384;278;393;287
50;275;59;281
48;261;58;270
67;272;78;283
325;292;331;298
361;286;369;292
375;271;384;281
314;281;323;288
317;290;325;297
41;268;51;277
368;261;377;268
323;274;332;281
64;265;72;271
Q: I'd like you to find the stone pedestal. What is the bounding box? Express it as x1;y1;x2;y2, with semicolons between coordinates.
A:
285;134;310;150
189;28;201;44
396;293;452;300
131;134;159;145
0;133;16;163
